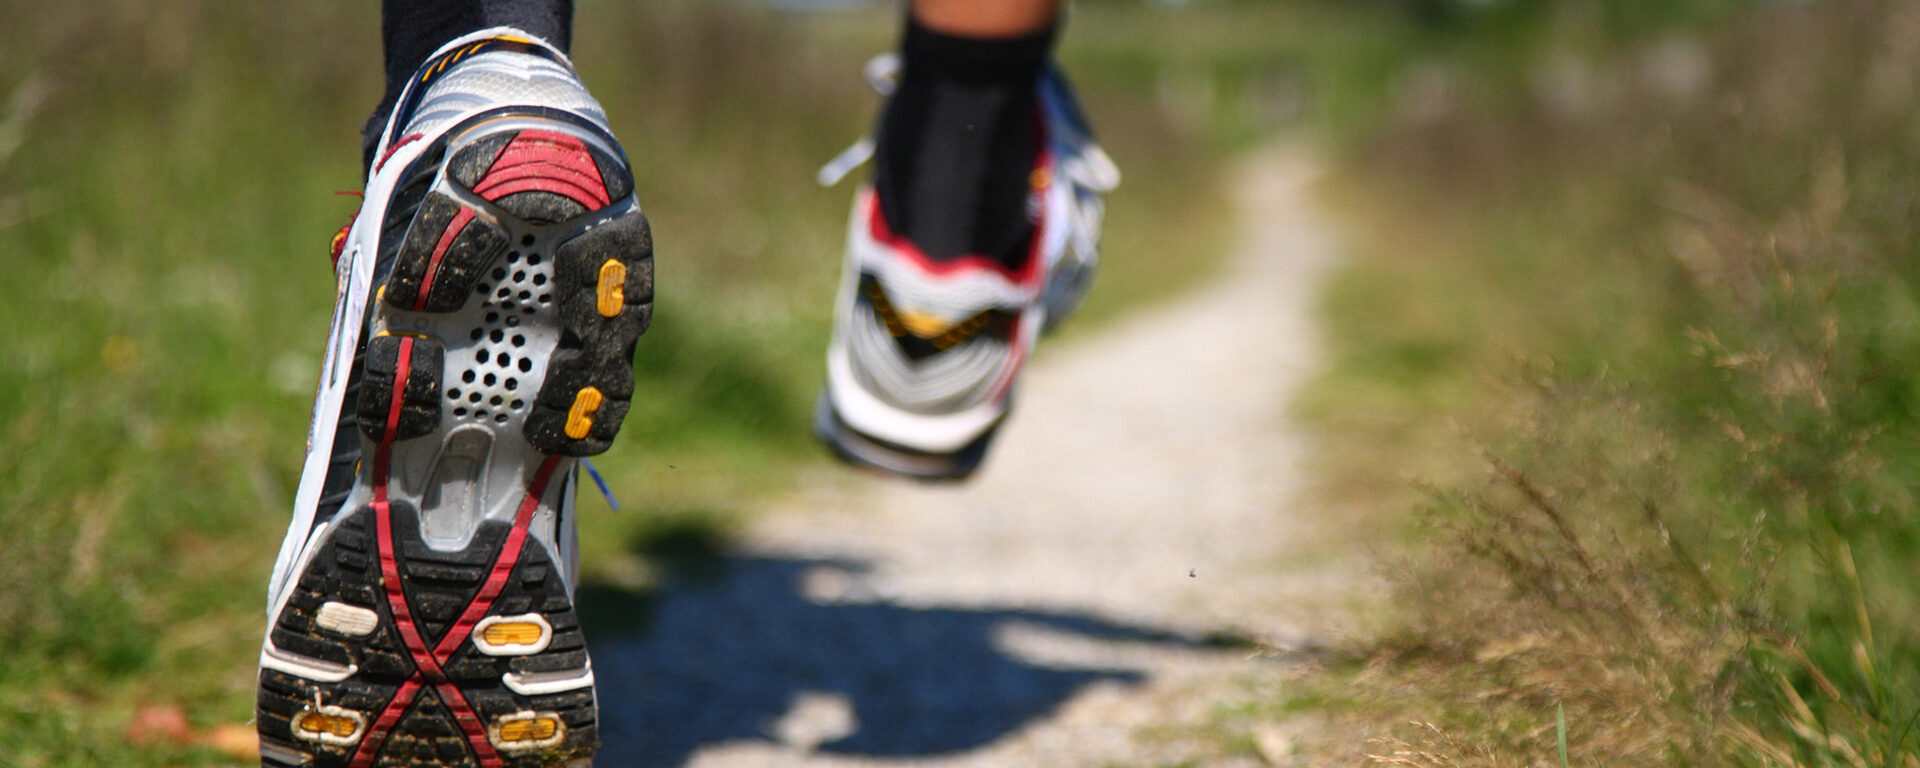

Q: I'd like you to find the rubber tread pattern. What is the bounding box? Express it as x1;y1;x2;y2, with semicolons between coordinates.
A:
257;505;597;767
357;336;444;442
383;194;511;313
440;126;651;455
525;211;652;455
813;392;1000;482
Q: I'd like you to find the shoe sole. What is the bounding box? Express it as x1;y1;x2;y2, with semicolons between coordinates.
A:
812;391;998;482
258;113;650;768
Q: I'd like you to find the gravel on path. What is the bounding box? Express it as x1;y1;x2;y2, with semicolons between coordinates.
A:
593;144;1350;768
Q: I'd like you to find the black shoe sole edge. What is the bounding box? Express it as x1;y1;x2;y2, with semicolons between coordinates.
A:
811;389;1000;483
257;503;596;768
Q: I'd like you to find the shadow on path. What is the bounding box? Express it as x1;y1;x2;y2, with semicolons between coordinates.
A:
581;552;1221;767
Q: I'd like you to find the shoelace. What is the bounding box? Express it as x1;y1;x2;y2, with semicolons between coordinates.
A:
815;54;902;187
580;457;622;512
815;53;1120;196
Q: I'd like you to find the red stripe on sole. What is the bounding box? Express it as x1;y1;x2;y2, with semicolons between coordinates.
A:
475;174;610;210
338;332;575;766
434;455;564;660
346;679;422;768
353;338;420;767
471;130;610;211
358;338;510;765
380;338;414;443
416;207;478;310
436;679;504;768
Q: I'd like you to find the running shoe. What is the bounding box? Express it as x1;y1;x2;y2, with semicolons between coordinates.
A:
814;57;1119;481
257;28;650;768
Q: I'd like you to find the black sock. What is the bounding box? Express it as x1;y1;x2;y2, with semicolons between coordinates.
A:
873;15;1057;268
362;0;575;169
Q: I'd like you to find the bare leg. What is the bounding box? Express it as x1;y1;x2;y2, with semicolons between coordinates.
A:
910;0;1061;38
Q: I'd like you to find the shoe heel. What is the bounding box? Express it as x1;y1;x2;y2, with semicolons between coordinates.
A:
375;118;653;456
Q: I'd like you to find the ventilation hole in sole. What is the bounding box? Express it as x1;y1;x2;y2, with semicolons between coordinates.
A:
506;315;521;327
496;352;511;366
469;392;482;403
533;274;547;286
485;311;500;323
538;293;552;304
505;378;519;391
494;413;510;424
476;283;490;294
489;329;504;343
490;395;504;406
474;409;489;420
447;388;461;398
483;373;497;386
521;234;535;247
507;251;520;264
527;253;542;265
518;358;533;373
462;370;476;383
470;328;485;342
513;271;526;282
511;335;525;347
491;267;507;281
523;307;536;315
475;350;489;364
454;407;468;417
497;288;511;299
510;399;524;409
518;290;533;301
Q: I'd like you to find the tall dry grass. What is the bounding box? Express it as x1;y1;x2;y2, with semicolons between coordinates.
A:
1300;0;1920;764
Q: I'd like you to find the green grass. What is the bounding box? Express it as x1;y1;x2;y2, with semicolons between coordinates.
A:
0;0;1237;763
1273;0;1920;764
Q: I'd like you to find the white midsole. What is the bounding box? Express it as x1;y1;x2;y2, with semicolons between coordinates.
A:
259;638;360;683
823;340;1006;453
503;664;595;695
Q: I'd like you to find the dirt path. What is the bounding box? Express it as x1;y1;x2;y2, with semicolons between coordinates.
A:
594;144;1349;767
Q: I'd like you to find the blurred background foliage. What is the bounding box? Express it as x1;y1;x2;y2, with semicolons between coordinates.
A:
0;0;1236;763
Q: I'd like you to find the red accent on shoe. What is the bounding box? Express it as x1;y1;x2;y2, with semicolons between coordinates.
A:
472;130;611;211
330;193;364;269
436;455;563;661
353;338;420;767
416;207;477;310
375;133;425;173
985;315;1030;404
380;337;413;443
330;218;354;269
863;152;1053;289
346;678;421;768
350;348;565;767
352;337;510;768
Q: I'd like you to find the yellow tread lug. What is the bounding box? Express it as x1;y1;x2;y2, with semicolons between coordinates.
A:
596;259;626;317
565;387;604;440
481;621;545;646
497;717;560;742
